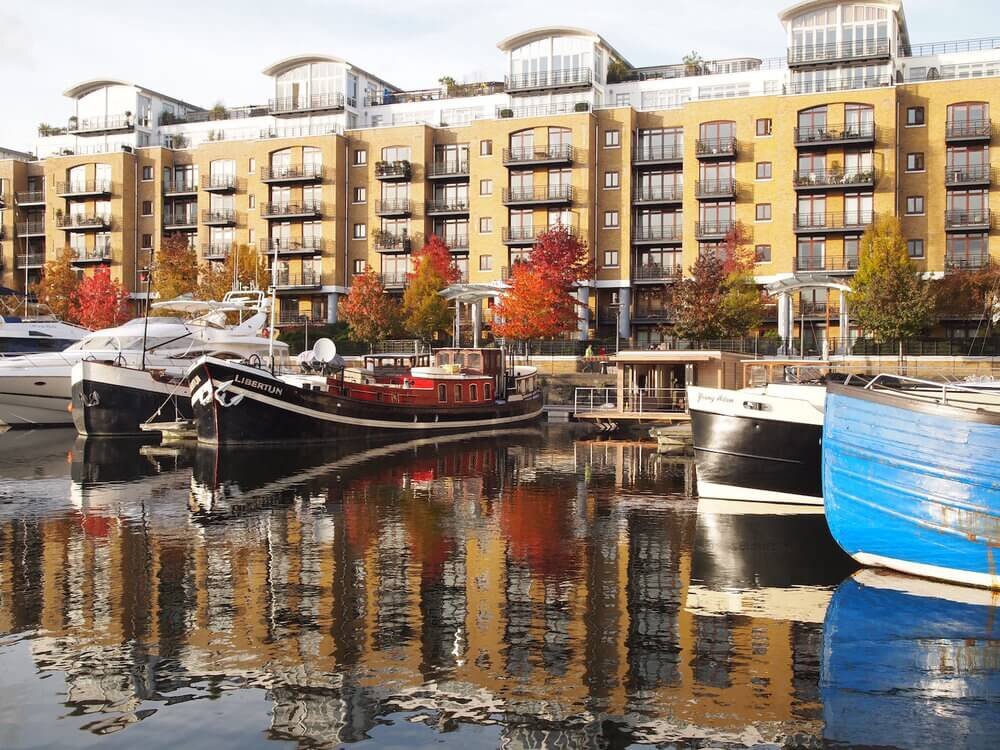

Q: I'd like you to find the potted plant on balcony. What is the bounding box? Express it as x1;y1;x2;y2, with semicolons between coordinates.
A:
499;108;513;118
210;101;227;120
682;51;704;76
574;102;590;112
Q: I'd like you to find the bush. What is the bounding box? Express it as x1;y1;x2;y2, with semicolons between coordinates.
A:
278;322;349;355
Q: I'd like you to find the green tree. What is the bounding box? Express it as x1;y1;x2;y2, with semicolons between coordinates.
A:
34;248;80;323
152;232;199;312
849;216;934;342
402;237;457;341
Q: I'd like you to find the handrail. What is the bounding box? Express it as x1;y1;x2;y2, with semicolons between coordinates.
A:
862;372;1000;408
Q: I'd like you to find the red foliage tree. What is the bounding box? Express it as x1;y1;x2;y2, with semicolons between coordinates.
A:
73;267;131;330
339;267;400;346
411;235;460;284
528;224;591;286
492;263;580;341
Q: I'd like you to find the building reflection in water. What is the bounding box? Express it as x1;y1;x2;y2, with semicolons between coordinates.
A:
0;426;995;748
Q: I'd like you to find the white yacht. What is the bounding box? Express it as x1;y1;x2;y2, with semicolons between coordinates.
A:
0;291;286;429
0;306;89;354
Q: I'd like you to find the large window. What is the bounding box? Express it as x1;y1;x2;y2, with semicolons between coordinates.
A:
636;127;682;160
699;121;735;146
274;61;343;109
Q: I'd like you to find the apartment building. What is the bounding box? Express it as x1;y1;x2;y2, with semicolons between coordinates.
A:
1;0;998;346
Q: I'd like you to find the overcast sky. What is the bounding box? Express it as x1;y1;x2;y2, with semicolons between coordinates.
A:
0;0;992;152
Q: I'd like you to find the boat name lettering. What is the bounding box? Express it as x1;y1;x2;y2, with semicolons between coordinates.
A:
695;391;735;405
235;374;283;396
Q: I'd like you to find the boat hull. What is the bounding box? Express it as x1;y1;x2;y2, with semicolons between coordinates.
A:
688;385;824;505
71;361;191;437
0;374;72;427
823;382;1000;589
188;357;544;445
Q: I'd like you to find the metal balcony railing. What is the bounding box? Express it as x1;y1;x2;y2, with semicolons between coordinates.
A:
202;244;232;259
162;213;197;229
945;119;993;141
945;253;992;271
16;221;46;236
202;209;237;225
633;185;683;203
72;246;113;263
632;225;683;243
788;75;892;96
504;67;593;92
695;138;737;158
260;237;325;254
374;160;412;180
945;165;994;186
426;198;470;213
260;164;324;182
15;190;44;204
795;256;860;272
436;234;469;249
68;114;134;133
373;233;412;251
269;92;345;114
18;253;46;268
55;180;112;197
261;202;322;219
380;272;409;288
375;199;413;216
793;168;877;188
794;121;876;145
632;263;683;281
695;178;737;199
56;213;110;230
694;220;736;239
274;268;322;287
427;161;470;178
164;180;198;195
502;144;574;165
794;211;876;232
501;225;578;244
276;310;328;325
202;174;238;191
787;39;891;66
632;144;683;163
502;185;574;204
944;209;993;229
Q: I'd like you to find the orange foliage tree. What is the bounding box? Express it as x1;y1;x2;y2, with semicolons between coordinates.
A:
339;267;400;346
34;248;80;322
402;236;460;341
73;267;131;330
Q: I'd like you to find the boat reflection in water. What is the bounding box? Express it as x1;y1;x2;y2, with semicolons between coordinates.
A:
1;426;998;748
822;570;1000;750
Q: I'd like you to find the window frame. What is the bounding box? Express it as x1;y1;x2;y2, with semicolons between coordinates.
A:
755;203;773;222
907;239;925;258
755;244;772;263
756;118;773;137
756;161;773;180
480;139;493;156
905;195;925;215
906;106;926;127
604;129;620;148
604;170;620;189
352;149;367;166
352;223;367;239
905;152;925;172
603;249;619;268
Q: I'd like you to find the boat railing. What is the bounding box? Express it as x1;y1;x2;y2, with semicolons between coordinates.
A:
855;372;1000;409
574;387;687;415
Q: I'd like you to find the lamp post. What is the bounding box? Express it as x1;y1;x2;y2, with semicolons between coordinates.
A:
608;292;622;354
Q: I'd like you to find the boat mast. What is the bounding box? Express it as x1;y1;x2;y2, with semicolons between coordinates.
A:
141;249;153;370
267;242;279;372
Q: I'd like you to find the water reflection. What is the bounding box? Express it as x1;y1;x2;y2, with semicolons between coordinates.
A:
0;426;996;749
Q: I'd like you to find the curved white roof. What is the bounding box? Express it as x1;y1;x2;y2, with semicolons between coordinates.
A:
63;79;132;99
777;0;909;52
261;54;347;77
497;26;631;66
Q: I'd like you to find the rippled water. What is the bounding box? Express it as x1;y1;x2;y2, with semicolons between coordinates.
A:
0;425;997;749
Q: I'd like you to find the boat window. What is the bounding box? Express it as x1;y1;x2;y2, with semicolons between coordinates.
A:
454;384;463;401
470;383;478;401
484;382;491;400
467;353;482;372
438;383;447;402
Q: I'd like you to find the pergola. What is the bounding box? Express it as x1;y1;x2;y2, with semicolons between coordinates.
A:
438;283;505;347
765;274;853;355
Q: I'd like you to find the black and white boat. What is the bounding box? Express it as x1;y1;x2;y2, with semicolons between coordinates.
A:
688;383;826;506
186;344;543;445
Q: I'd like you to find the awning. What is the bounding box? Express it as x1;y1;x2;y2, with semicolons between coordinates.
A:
438;283;506;303
765;274;852;294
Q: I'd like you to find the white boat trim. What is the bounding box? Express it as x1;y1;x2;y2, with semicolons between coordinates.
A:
696;497;825;516
696;479;824;507
853;552;1000;590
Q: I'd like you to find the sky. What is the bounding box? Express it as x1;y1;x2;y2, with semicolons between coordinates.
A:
0;0;993;152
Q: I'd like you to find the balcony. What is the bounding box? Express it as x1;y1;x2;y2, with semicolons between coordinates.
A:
695;138;737;159
787;39;891;68
18;253;46;268
504;67;593;94
374;160;412;181
261;202;323;220
260;237;326;255
502;144;574;167
944;210;993;231
274;267;322;289
695;220;736;240
56;213;110;231
202;243;233;260
502;185;574;206
426;198;470;215
632;263;683;283
437;234;469;251
202;174;238;192
632;226;683;245
632;185;683;205
15;190;44;206
71;246;113;264
502;225;578;246
427;161;470;180
67;114;134;134
162;213;197;231
373;232;412;252
276;310;328;326
55;180;112;198
793;168;877;190
380;272;409;289
793;212;876;234
269;92;345;115
945;165;994;188
946;253;992;271
795;256;860;274
632;144;683;166
375;199;413;217
164;181;198;197
787;75;891;96
945;119;993;143
202;209;238;226
795;301;830;317
793;121;877;147
16;220;46;237
632;307;675;324
695;179;737;200
260;165;324;183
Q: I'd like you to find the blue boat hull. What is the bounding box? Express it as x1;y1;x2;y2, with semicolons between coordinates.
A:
822;571;1000;750
823;382;1000;589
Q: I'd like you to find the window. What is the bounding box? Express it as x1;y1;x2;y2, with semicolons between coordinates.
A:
248;195;256;209
141;166;153;181
756;162;772;180
906;152;925;172
352;149;367;166
908;239;925;258
479;217;493;233
906;196;925;215
470;383;479;401
604;129;620;148
604;171;619;189
141;200;152;216
353;223;366;239
603;250;619;267
141;233;152;249
480;179;493;196
479;255;493;271
454;384;463;401
604;210;619;228
756;118;772;136
353;259;365;274
480;139;493;156
484;382;491;400
353;187;366;203
906;107;925;126
755;244;771;263
438;384;447;402
756;203;772;221
248;158;256;173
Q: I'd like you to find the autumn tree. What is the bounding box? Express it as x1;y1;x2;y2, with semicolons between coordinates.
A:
339;267;400;347
151;233;199;312
931;264;1000;327
34;248;80;322
402;236;459;341
73;267;131;330
849;216;934;342
197;244;268;301
528;224;592;287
